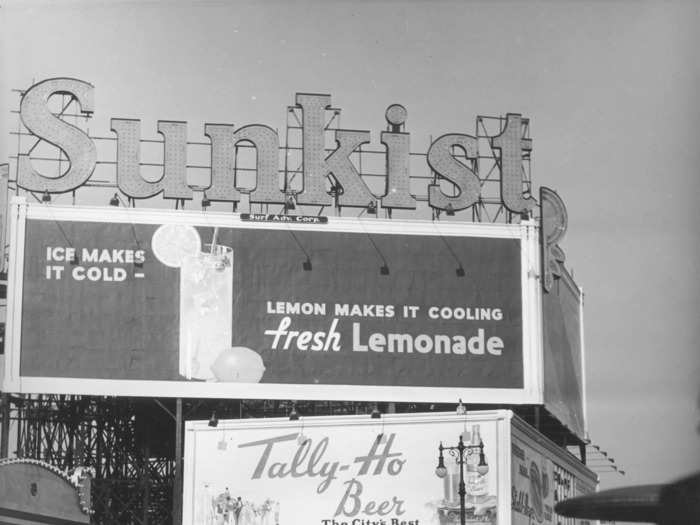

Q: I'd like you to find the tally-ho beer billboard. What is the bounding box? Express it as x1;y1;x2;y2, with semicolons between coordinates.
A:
3;200;542;402
183;412;510;525
182;411;596;525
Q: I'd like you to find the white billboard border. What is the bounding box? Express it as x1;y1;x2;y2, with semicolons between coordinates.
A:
5;197;544;405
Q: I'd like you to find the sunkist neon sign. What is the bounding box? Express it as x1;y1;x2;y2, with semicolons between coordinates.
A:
16;77;537;214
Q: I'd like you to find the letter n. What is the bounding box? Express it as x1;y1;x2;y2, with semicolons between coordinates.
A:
205;124;283;204
111;119;192;200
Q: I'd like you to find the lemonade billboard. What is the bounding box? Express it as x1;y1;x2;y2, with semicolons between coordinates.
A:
4;199;543;402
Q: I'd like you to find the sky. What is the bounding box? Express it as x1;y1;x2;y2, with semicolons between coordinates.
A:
1;0;699;496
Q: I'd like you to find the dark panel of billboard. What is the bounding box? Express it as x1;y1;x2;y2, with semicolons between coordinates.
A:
20;218;524;391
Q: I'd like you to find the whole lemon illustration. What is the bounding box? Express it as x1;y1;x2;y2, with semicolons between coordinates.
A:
211;346;265;383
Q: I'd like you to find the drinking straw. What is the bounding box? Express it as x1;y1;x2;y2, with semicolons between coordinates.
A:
211;227;219;254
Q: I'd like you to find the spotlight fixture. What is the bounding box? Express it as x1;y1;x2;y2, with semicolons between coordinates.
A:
445;203;455;216
329;183;344;197
208;411;219;428
284;194;296;211
520;210;530;221
109;193;120;206
380;264;389;276
201;191;211;208
366;201;377;215
302;258;312;271
456;266;465;277
41;190;51;203
456;399;466;415
289;401;299;421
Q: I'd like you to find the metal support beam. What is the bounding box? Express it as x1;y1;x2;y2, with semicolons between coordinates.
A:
172;398;183;525
0;393;10;457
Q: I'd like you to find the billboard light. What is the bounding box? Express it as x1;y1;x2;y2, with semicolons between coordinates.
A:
456;399;467;415
284;194;296;211
302;257;312;272
201;191;211;209
288;402;299;421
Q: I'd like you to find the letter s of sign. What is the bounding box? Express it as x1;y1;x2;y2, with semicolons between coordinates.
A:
427;134;480;211
18;78;97;193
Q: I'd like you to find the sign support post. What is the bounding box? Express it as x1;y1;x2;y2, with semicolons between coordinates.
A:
173;398;183;525
0;393;9;457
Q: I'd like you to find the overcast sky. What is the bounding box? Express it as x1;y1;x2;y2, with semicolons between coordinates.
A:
2;0;699;494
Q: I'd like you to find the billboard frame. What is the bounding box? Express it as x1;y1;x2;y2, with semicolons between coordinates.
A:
4;197;543;404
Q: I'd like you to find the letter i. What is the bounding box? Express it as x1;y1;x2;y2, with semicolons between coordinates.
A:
381;104;416;210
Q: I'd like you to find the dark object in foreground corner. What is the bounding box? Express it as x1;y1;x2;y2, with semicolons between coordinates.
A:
554;471;700;524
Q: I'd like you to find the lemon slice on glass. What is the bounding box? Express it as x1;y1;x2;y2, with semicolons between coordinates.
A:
151;224;202;268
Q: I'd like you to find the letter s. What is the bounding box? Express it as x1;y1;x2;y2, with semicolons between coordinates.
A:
427;134;479;211
18;78;96;193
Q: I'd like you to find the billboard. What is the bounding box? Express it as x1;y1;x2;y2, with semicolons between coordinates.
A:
542;270;586;439
510;418;596;525
183;411;511;525
511;435;555;524
4;199;542;402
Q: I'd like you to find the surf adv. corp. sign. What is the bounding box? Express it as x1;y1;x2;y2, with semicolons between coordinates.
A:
4;201;542;403
16;77;535;214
